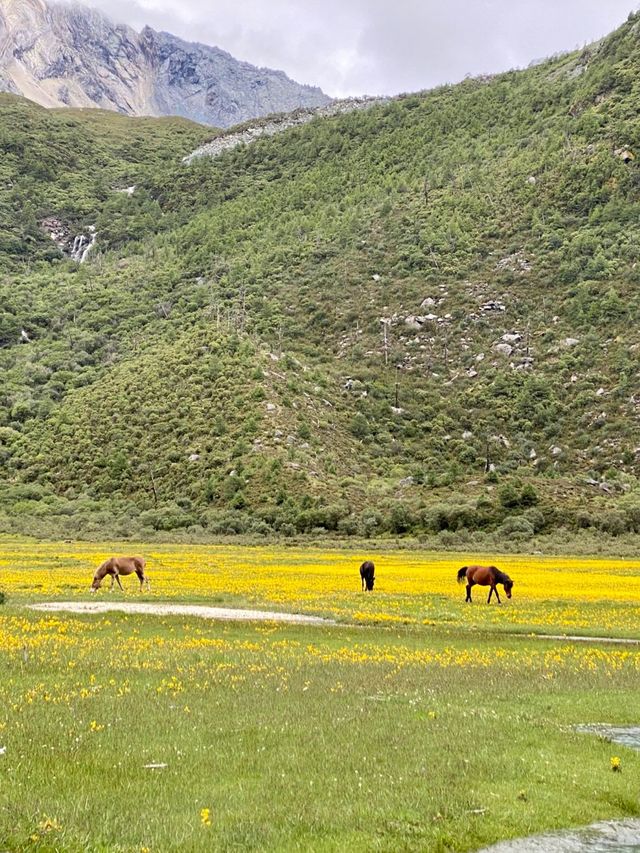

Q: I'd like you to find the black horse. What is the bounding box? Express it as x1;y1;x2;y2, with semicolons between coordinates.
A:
360;560;375;591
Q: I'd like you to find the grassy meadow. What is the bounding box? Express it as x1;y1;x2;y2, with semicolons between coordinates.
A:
1;539;639;851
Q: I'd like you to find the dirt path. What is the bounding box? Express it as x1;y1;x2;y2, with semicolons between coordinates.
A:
25;605;639;643
533;632;640;645
28;601;334;625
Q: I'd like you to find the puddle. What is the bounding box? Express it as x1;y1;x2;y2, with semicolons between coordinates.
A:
478;725;640;852
28;601;334;625
477;820;640;852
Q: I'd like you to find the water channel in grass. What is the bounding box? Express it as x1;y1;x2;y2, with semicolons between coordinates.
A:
478;726;640;852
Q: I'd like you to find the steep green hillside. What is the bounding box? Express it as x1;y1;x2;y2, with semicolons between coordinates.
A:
3;15;640;540
0;95;212;265
10;329;373;536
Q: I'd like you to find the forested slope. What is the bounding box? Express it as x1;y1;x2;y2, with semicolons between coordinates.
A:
3;15;640;540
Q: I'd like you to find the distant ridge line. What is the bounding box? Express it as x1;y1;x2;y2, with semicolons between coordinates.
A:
183;96;390;164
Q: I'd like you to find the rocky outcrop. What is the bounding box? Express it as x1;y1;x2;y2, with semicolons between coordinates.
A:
41;217;96;263
0;0;330;126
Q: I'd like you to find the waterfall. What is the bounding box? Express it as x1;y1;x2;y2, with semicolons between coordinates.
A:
70;226;97;263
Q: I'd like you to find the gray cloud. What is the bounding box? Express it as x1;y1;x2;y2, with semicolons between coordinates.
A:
54;0;639;96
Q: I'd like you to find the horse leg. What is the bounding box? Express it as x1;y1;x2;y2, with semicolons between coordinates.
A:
487;586;493;603
114;573;124;592
109;573;115;592
495;587;502;605
465;583;472;603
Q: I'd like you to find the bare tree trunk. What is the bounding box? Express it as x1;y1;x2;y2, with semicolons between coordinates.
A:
149;468;158;507
382;321;389;367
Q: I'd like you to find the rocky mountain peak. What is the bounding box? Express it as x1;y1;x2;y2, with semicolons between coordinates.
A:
0;0;330;125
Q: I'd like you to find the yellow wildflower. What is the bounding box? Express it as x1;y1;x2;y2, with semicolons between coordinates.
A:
37;817;62;833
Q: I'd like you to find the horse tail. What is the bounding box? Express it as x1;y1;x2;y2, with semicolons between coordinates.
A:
457;566;468;583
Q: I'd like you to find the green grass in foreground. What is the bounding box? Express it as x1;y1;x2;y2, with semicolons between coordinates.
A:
0;607;638;851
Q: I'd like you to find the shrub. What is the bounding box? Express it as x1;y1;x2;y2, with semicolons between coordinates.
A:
421;504;449;532
438;530;465;547
520;484;539;507
359;512;382;538
598;511;627;536
248;519;272;536
321;503;350;531
422;502;480;532
499;516;535;539
204;476;219;503
523;508;546;533
619;497;640;533
231;491;247;509
389;504;414;534
139;503;196;530
349;413;370;439
576;511;594;529
203;509;250;535
499;483;521;509
337;516;358;536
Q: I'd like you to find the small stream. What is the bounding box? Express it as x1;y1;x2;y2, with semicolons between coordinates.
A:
478;820;640;852
478;726;640;852
575;725;640;751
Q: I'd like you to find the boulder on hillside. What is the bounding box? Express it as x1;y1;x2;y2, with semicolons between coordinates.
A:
481;300;506;312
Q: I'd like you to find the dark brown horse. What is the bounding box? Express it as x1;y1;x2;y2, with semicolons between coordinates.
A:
360;560;375;591
457;565;513;604
90;556;150;593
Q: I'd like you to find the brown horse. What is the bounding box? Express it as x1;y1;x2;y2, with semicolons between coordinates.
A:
457;565;513;604
360;560;375;591
90;556;150;593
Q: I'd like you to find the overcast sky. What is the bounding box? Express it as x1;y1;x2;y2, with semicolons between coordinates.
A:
60;0;639;97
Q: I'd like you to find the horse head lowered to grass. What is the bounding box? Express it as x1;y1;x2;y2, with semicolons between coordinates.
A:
359;560;375;591
457;564;513;604
90;556;150;593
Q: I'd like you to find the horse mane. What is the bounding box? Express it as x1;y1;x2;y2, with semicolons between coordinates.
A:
495;569;513;586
